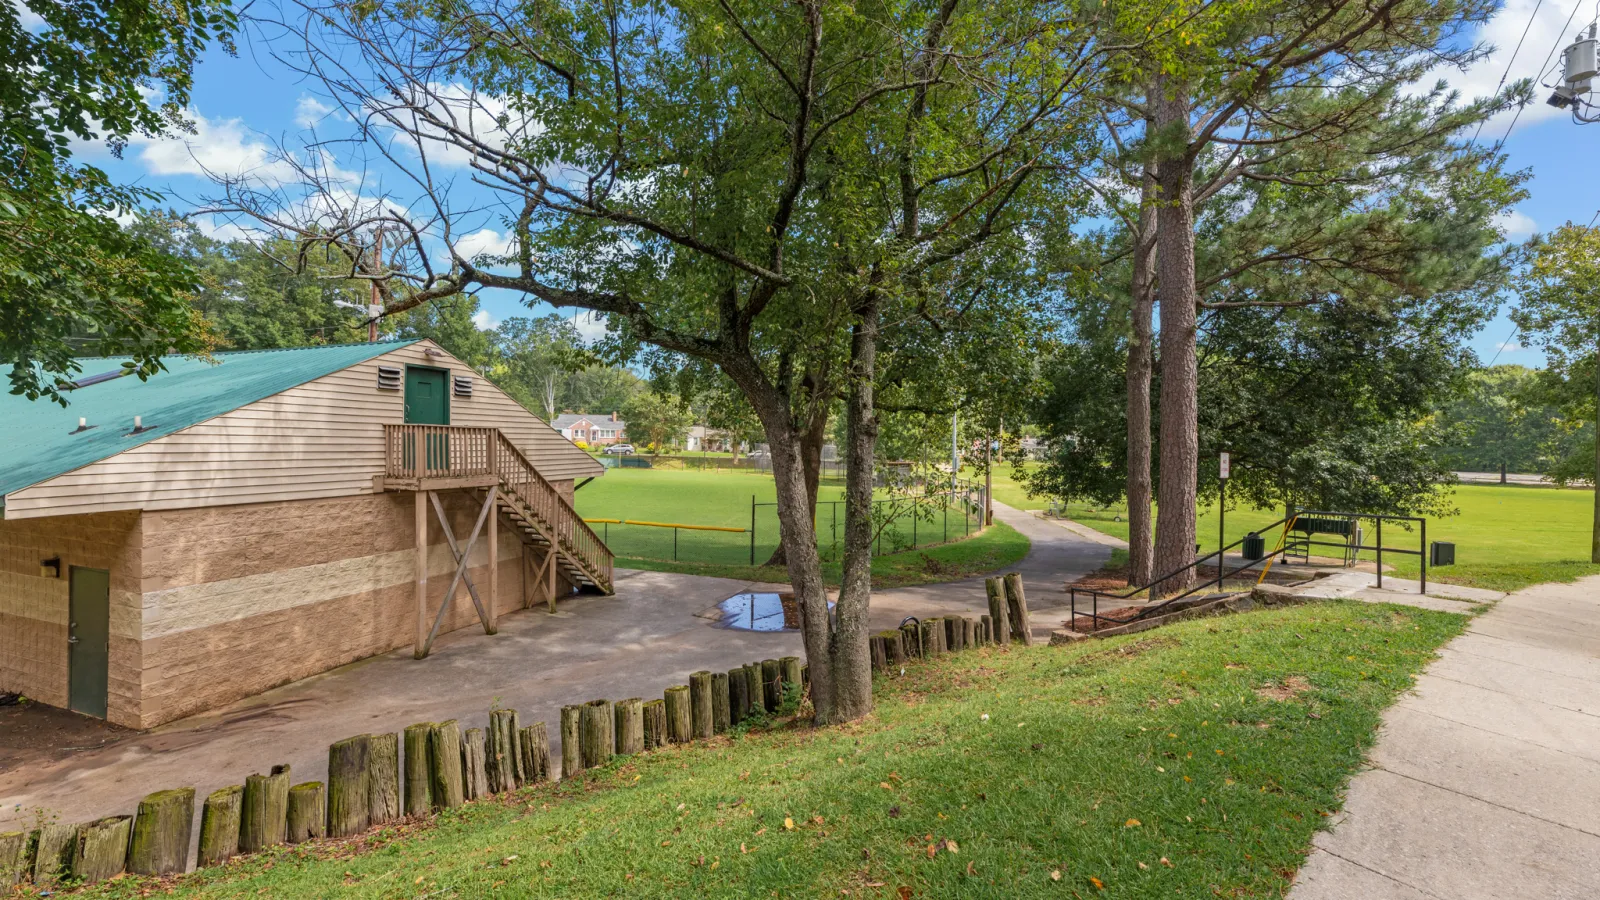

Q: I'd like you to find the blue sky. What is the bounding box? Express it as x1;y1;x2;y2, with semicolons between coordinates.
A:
72;0;1600;366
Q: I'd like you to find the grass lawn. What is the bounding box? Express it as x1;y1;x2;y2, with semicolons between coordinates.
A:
577;468;1025;589
104;601;1468;899
992;464;1597;593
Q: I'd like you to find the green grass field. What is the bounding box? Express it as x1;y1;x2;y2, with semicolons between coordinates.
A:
987;464;1598;593
103;601;1467;899
577;468;1025;589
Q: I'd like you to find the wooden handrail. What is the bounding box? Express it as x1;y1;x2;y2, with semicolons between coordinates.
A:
382;424;612;591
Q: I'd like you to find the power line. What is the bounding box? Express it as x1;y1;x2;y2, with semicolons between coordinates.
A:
1471;0;1546;144
1492;0;1588;149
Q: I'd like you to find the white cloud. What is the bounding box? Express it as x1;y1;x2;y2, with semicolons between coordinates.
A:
1494;209;1538;236
295;95;337;129
455;227;514;261
9;0;44;29
471;309;501;331
136;111;295;182
1431;0;1589;137
572;311;612;343
1496;340;1525;352
193;215;250;242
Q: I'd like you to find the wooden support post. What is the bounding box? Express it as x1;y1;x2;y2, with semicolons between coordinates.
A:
664;686;692;743
197;786;243;868
404;724;434;815
642;699;667;749
761;659;781;710
424;489;497;652
689;672;713;739
985;577;1011;646
580;700;614;769
546;548;558;612
286;783;326;843
711;672;731;733
727;668;750;724
327;735;372;837
240;764;290;852
32;822;76;887
1003;572;1033;645
461;728;489;799
519;723;550;783
614;698;645;755
428;721;465;809
127;788;194;876
0;831;29;888
74;815;131;884
560;705;584;776
487;489;499;634
368;732;401;824
415;491;429;658
779;657;802;702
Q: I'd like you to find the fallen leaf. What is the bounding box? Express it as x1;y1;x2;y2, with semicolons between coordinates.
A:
897;887;913;900
926;844;937;859
1138;861;1148;870
1160;857;1173;867
784;818;795;831
1125;818;1141;827
1050;870;1062;881
888;806;901;818
754;827;767;836
944;839;959;854
881;782;893;790
967;861;977;876
1090;875;1106;890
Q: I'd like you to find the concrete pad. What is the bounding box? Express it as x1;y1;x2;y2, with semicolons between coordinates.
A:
1469;616;1600;658
1488;597;1600;631
1309;769;1600;899
1396;676;1600;764
1349;590;1479;615
1292;847;1443;900
1371;705;1600;835
1446;631;1600;683
1427;646;1600;715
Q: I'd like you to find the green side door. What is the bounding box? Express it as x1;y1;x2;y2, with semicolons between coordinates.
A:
404;367;451;470
68;567;111;718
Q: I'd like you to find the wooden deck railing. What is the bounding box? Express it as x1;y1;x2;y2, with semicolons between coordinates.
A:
383;424;613;591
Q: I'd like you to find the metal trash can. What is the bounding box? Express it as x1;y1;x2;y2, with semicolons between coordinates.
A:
1430;541;1455;567
1242;532;1265;561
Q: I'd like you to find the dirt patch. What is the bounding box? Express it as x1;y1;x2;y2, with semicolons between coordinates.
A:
1254;676;1313;702
0;698;137;774
1068;606;1147;632
1078;635;1181;664
1070;562;1303;594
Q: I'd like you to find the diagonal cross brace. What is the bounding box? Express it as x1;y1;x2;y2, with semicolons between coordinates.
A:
421;487;497;657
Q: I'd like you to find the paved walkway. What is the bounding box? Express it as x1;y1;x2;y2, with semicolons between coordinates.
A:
0;501;1105;836
1291;574;1600;899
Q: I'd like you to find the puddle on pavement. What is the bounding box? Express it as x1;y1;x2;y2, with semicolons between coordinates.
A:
713;592;837;631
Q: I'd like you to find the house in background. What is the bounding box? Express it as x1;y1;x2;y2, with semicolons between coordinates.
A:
0;340;611;729
552;412;627;446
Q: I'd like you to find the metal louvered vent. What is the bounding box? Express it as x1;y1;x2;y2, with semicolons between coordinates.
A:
453;375;473;398
377;366;402;390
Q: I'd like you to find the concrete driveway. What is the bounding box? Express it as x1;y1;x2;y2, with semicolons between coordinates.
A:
0;501;1108;836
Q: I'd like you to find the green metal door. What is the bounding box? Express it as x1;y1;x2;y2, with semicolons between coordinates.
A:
404;367;451;470
68;567;110;718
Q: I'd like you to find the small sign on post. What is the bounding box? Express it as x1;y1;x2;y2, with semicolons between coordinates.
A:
1217;452;1229;586
1219;451;1230;480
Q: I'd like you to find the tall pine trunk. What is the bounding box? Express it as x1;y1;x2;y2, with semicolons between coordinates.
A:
1125;164;1158;587
1152;79;1199;597
831;294;880;724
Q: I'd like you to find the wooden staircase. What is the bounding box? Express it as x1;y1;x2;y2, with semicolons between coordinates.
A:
382;424;614;596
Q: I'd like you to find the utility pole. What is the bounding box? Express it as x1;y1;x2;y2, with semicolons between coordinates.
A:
984;429;993;526
368;228;383;342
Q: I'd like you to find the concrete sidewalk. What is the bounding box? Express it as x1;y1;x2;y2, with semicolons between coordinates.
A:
1291;575;1600;899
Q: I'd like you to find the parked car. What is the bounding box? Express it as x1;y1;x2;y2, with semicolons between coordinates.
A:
603;443;635;455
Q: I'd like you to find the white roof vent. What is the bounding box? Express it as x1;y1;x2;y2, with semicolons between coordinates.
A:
377;366;402;390
453;375;473;398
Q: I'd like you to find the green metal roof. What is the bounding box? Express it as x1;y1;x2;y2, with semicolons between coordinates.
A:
1;341;419;505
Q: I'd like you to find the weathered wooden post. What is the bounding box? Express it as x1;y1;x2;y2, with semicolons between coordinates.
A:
198;786;243;868
369;732;402;823
404;723;434;815
711;672;731;733
73;816;130;883
487;710;521;792
461;727;490;799
664;685;692;743
240;764;291;852
429;721;466;809
761;659;781;709
869;634;886;672
127;787;194;876
32;822;76;887
742;663;763;712
327;734;372;837
560;705;584;776
965;616;978;647
779;657;802;702
899;623;920;658
286;782;326;843
919;620;937;657
688;671;714;739
642;699;667;749
979;614;993;645
519;723;551;782
581;699;615;768
985;577;1011;646
1003;572;1033;644
727;667;750;724
945;617;961;651
0;830;29;887
614;698;645;755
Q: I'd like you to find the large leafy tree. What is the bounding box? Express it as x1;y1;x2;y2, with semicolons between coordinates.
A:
1;0;235;402
1512;224;1600;560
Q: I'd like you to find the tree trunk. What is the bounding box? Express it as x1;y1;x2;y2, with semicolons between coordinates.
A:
1126;163;1159;587
1592;352;1599;563
1153;77;1200;598
828;294;880;724
764;399;830;566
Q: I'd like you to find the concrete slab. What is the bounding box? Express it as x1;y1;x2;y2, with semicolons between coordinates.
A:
1308;769;1600;899
1371;705;1600;836
1288;574;1600;900
1349;590;1479;614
